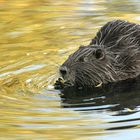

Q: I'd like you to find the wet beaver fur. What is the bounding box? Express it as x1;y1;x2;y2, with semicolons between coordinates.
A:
55;20;140;89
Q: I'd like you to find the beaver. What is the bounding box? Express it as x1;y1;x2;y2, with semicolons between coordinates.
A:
55;20;140;89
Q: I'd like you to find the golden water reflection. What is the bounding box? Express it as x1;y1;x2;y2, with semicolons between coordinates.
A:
0;0;140;139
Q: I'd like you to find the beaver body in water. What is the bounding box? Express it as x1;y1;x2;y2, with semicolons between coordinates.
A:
55;20;140;89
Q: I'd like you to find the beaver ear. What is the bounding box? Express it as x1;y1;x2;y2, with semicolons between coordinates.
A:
95;48;105;60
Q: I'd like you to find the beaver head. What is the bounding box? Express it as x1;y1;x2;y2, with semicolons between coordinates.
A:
57;20;140;88
59;45;118;88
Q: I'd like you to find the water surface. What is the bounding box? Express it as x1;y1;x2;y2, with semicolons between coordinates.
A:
0;0;140;139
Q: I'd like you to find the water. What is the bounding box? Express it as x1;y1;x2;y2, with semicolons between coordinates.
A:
0;0;140;139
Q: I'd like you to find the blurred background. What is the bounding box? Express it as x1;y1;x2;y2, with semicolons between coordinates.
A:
0;0;140;140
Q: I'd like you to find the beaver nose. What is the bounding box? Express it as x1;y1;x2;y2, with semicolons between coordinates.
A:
59;66;68;76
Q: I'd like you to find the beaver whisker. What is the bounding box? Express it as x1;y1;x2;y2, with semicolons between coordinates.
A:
92;62;116;77
82;67;103;84
85;65;113;83
84;69;100;83
75;49;93;61
75;74;86;87
76;68;95;86
75;47;89;56
106;64;117;75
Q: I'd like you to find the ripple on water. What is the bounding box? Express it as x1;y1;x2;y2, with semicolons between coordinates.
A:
0;0;140;139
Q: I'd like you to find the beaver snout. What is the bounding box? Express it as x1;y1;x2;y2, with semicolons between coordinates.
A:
59;66;68;77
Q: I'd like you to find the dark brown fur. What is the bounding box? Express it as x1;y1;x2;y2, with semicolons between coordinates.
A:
58;20;140;88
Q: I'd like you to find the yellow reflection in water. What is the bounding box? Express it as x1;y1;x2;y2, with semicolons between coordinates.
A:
0;0;140;139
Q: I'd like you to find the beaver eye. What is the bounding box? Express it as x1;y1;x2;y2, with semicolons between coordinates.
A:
95;49;104;60
79;57;84;62
79;56;88;62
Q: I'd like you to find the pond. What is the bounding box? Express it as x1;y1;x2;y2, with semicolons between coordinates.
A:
0;0;140;139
